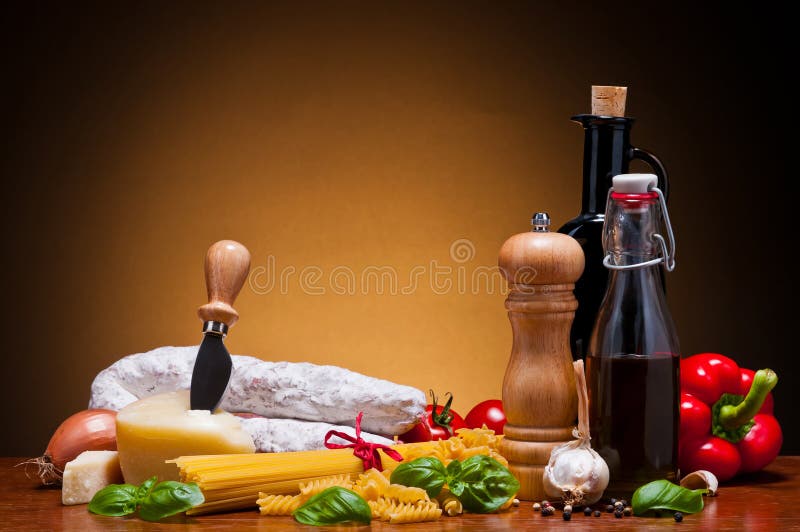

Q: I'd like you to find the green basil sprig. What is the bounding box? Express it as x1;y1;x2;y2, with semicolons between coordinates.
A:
632;479;705;516
388;456;448;498
87;484;138;517
390;455;519;513
88;476;204;522
293;486;371;526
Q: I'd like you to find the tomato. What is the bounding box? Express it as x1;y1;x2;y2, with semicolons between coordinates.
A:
425;391;466;440
465;399;506;434
398;417;432;443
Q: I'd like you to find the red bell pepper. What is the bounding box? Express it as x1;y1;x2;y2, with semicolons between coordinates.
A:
679;353;782;482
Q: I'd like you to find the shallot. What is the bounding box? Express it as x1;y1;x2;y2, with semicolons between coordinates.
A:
19;409;117;485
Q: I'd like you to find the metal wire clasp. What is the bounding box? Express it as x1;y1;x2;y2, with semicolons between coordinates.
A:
602;186;677;272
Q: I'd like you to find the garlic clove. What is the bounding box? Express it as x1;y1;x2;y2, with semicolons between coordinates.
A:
680;470;719;496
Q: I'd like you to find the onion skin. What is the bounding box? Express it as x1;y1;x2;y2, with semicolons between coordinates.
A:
25;409;118;485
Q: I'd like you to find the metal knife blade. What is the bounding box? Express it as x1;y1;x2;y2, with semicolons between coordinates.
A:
190;332;233;411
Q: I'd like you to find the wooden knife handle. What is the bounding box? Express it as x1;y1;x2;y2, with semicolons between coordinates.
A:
197;240;251;328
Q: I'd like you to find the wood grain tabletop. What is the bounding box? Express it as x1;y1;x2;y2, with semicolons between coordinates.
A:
1;457;798;531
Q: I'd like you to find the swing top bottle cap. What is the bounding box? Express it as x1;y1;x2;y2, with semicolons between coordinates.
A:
613;173;657;194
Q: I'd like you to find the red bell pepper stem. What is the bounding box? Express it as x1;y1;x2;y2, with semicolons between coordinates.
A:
718;369;778;430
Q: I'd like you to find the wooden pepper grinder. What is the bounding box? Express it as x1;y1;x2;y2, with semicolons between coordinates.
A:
499;212;585;500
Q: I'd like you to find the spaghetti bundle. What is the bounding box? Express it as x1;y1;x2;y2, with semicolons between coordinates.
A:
171;427;505;515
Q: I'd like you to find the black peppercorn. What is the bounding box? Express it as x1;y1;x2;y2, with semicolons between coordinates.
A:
674;512;683;522
593;510;601;517
584;507;592;516
610;498;617;505
563;511;572;521
614;509;623;518
606;504;614;513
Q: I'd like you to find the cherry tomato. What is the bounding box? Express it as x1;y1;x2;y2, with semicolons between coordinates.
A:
398;417;432;443
425;391;466;440
739;369;774;415
465;399;506;434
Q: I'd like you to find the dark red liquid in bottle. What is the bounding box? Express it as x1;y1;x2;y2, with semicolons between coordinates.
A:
587;353;680;494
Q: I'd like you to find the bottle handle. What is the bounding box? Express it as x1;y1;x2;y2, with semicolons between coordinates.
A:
630;147;669;200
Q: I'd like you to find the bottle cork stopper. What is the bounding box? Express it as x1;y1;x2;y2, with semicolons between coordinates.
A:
591;85;627;116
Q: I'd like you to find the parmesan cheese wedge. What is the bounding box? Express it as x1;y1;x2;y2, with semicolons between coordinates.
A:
116;390;255;484
62;450;123;505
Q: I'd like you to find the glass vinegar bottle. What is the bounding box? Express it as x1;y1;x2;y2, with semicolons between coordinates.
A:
586;173;680;495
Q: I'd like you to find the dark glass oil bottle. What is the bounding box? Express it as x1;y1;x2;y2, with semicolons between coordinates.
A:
586;174;679;496
558;115;668;361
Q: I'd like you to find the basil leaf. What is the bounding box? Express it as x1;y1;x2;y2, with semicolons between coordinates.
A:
135;476;157;503
88;484;138;517
632;479;705;516
446;459;462;478
390;457;448;498
293;487;371;526
451;455;520;513
138;481;204;522
445;459;465;496
448;477;466;497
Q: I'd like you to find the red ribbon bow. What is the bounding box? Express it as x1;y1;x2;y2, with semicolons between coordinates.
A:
324;412;404;472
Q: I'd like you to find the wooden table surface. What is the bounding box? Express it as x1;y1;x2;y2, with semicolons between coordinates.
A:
1;457;798;531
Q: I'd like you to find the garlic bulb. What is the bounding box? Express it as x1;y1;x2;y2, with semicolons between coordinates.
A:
542;360;609;505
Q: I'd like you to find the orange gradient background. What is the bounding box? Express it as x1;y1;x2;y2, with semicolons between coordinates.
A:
3;3;794;454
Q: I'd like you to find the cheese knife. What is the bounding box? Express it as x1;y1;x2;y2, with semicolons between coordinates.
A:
190;239;251;411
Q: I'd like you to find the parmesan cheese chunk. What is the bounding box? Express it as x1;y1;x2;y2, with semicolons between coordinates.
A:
116;390;255;484
61;450;123;505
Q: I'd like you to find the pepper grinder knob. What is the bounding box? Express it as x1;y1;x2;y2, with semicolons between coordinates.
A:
531;212;551;232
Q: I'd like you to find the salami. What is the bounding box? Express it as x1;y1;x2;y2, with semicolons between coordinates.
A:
239;417;395;453
89;346;426;435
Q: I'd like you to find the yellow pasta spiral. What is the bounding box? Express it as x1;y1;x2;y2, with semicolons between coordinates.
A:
385;484;430;504
358;468;390;490
256;494;301;516
436;489;463;516
388;501;443;524
368;496;403;519
299;474;353;501
353;479;382;501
